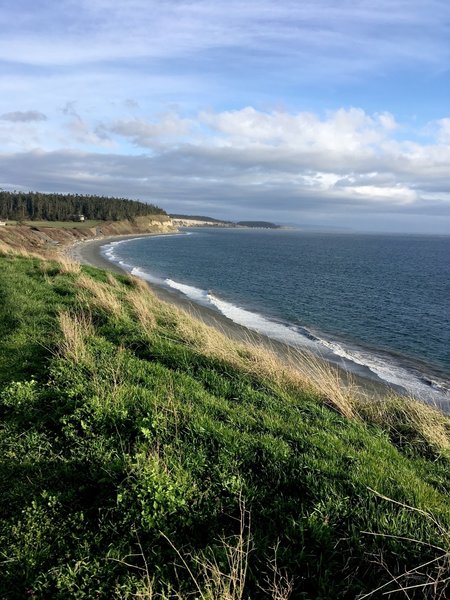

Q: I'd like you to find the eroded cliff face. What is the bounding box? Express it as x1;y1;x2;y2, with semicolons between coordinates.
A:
132;215;175;232
0;215;175;253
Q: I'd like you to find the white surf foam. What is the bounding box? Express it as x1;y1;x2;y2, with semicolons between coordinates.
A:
130;267;166;287
317;338;447;402
166;279;210;304
101;238;141;268
207;293;318;350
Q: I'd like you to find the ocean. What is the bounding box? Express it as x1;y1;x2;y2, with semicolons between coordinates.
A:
101;228;450;407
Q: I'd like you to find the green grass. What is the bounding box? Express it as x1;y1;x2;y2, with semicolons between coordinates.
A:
0;252;449;599
20;220;102;229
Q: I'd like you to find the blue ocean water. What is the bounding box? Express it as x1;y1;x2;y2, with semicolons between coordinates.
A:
102;229;450;406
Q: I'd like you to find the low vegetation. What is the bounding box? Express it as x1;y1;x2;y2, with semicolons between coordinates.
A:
0;246;449;599
21;219;103;229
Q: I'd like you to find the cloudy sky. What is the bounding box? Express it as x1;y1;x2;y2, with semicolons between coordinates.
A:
2;0;450;232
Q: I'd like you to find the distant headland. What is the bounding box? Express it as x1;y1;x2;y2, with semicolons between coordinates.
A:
170;214;281;228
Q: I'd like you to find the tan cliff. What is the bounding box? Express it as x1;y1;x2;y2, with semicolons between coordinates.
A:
172;218;237;228
0;215;176;254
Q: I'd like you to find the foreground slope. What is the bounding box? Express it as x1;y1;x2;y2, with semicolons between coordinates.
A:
0;250;449;599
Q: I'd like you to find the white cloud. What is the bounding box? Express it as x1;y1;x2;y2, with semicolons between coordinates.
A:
435;118;450;144
200;107;396;155
334;184;418;205
65;118;114;148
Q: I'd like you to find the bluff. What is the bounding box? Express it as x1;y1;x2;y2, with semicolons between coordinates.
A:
0;214;175;253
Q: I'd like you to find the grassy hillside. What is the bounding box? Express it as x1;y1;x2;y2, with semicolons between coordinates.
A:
0;247;449;599
20;220;103;229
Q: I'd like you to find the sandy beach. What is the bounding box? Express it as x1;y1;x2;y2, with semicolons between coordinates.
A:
66;233;401;402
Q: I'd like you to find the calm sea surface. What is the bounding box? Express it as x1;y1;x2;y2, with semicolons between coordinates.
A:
102;229;450;406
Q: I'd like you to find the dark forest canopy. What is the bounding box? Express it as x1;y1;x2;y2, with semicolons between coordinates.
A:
0;191;166;222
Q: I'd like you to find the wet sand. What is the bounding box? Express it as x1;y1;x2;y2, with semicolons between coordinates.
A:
67;234;398;401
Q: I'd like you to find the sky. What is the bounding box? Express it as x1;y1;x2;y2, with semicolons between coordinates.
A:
2;1;450;232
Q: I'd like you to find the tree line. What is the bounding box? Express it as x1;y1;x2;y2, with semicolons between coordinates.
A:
0;191;166;222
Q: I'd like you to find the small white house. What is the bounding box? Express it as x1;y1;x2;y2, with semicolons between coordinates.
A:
0;220;6;227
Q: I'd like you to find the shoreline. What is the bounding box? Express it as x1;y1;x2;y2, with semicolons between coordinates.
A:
67;233;401;403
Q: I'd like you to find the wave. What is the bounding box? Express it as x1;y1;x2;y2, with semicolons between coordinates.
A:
99;244;450;408
206;292;320;350
101;238;139;270
317;337;449;401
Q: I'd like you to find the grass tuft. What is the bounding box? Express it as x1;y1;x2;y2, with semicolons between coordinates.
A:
127;287;157;333
78;273;123;316
359;393;450;453
58;309;93;363
55;253;82;274
163;305;356;417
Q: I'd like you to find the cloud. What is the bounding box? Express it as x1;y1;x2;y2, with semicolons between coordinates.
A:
1;0;450;78
62;101;80;119
65;118;113;147
0;110;47;122
435;118;450;144
200;107;396;154
0;102;450;232
107;113;193;147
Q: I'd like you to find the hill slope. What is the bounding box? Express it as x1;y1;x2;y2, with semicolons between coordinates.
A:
0;248;449;599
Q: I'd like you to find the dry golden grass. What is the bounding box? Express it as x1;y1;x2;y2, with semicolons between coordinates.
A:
195;502;251;600
55;253;82;274
0;239;46;260
106;272;121;287
77;273;123;316
157;495;253;600
241;344;357;419
359;393;450;452
128;274;150;291
0;240;11;255
127;288;157;333
148;497;293;600
58;310;93;364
